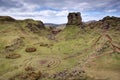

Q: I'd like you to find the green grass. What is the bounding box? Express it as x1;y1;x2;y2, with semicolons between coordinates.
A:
0;22;120;80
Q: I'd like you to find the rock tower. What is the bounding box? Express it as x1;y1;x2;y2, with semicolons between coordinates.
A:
67;12;82;25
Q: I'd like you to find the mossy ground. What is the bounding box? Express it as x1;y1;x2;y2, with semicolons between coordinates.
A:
0;22;120;80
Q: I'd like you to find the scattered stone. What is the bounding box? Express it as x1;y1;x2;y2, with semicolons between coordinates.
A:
10;68;42;80
40;42;48;47
27;71;41;80
25;47;36;52
49;68;87;80
4;37;24;53
41;73;49;78
25;66;34;71
6;53;21;59
40;42;53;47
26;20;45;33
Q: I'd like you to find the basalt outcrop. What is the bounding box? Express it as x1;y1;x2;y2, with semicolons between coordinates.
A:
67;12;82;26
25;19;45;33
86;16;120;30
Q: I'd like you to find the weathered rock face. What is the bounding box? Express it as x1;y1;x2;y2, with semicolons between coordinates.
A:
101;16;120;30
25;20;45;33
86;16;120;30
24;19;45;29
67;12;82;25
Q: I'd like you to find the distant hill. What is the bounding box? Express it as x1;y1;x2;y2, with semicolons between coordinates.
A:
86;16;120;30
44;23;59;27
0;14;120;80
84;20;97;24
101;16;120;22
44;23;66;27
0;16;47;35
0;16;15;22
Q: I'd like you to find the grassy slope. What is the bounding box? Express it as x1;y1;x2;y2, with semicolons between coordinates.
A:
0;22;120;80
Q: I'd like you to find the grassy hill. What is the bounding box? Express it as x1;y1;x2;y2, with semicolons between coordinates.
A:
0;16;120;80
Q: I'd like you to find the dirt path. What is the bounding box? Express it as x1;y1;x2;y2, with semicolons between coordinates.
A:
79;33;120;68
64;30;120;69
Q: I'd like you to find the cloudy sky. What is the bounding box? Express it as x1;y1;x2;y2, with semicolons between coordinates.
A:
0;0;120;24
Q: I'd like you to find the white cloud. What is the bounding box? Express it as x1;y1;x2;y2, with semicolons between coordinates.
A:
105;9;117;13
0;0;119;23
56;10;69;16
39;10;57;16
0;10;69;23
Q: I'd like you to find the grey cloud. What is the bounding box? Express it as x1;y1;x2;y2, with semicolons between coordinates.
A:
0;0;23;9
0;0;120;12
0;0;120;23
20;0;120;11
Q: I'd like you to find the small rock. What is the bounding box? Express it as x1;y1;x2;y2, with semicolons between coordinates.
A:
6;53;21;59
25;47;36;52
